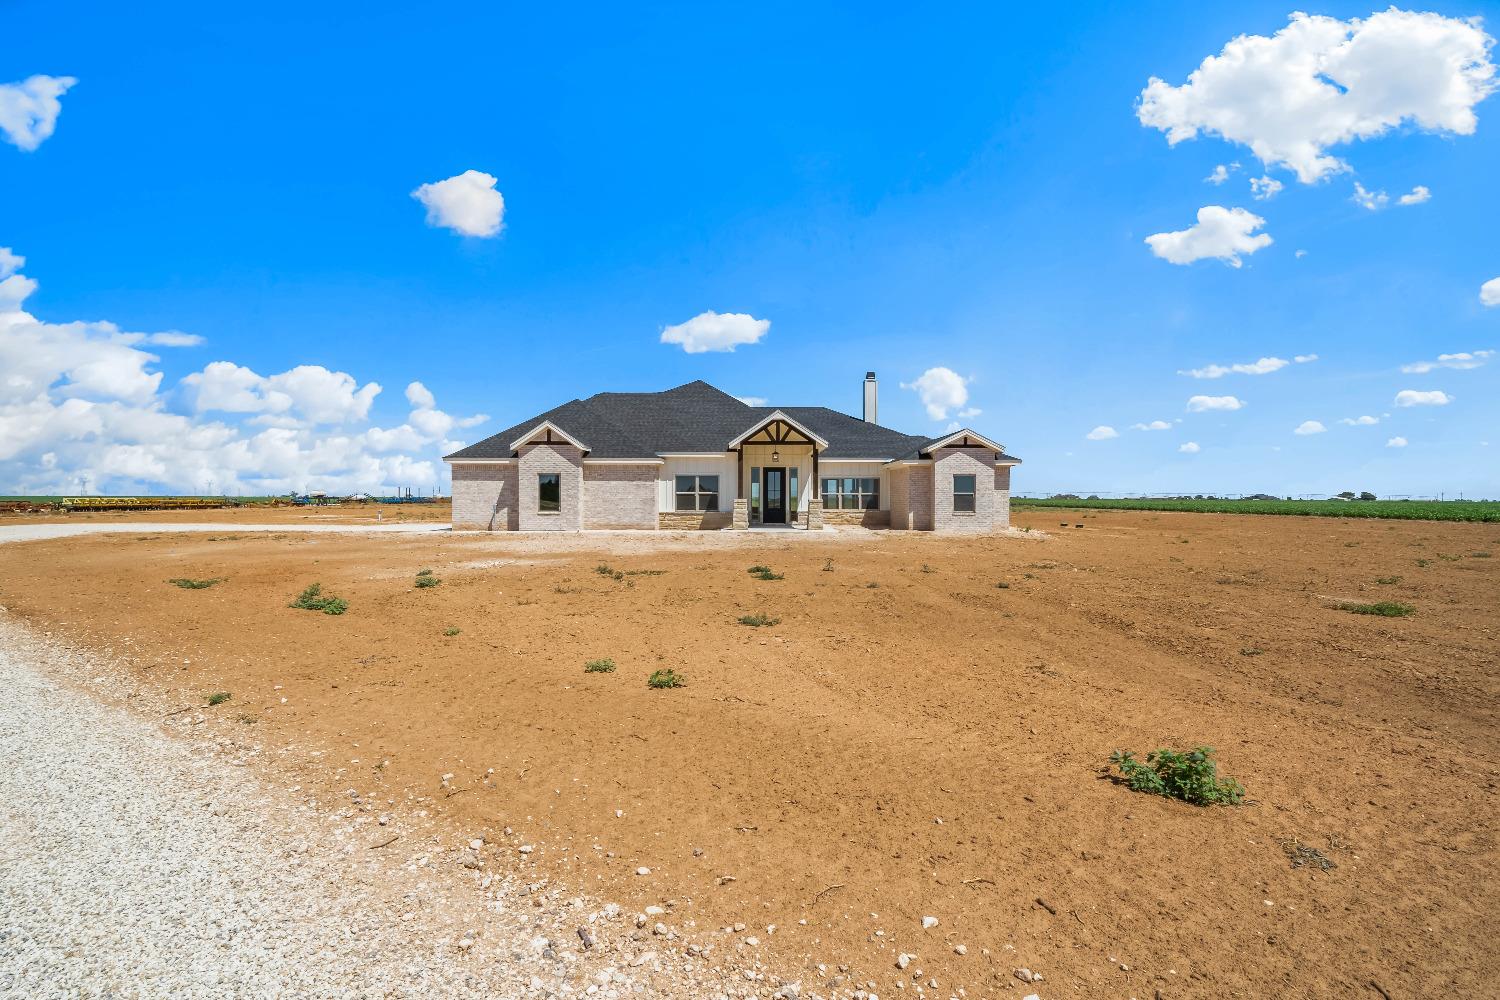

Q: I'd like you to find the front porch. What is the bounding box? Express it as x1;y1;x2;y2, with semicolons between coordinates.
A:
729;412;827;530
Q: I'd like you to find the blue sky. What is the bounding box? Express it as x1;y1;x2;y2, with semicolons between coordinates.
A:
2;2;1497;496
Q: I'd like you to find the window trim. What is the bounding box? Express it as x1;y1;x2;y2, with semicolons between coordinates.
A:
821;476;879;511
537;472;562;513
952;473;977;514
674;474;720;512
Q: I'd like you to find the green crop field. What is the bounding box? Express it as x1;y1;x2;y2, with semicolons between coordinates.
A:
1013;496;1500;522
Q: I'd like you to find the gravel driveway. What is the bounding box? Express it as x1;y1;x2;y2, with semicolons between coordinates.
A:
0;616;789;999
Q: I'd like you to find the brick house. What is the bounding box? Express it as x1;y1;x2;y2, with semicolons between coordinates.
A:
445;374;1021;532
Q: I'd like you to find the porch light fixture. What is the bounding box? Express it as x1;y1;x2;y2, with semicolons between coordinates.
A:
771;449;780;462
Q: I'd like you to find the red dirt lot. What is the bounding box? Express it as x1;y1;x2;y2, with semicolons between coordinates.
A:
1;509;1495;999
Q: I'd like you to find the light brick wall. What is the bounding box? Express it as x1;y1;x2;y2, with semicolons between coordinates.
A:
582;464;658;529
906;465;935;531
451;463;518;530
518;443;583;531
932;448;995;533
994;464;1012;528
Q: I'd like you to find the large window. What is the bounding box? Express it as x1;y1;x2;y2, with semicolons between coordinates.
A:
538;473;561;512
675;474;720;512
822;477;879;510
952;474;976;513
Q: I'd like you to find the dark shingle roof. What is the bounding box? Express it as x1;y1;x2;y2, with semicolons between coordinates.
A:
443;380;1019;463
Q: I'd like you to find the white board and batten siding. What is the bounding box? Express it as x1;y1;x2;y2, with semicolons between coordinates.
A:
658;455;737;513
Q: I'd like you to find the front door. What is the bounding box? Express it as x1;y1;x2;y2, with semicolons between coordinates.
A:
763;467;786;524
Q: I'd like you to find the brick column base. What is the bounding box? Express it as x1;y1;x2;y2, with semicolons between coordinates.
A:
731;498;749;529
806;498;824;529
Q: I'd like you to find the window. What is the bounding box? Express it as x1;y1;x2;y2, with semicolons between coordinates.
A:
538;473;561;512
822;477;878;510
788;467;799;521
674;474;720;512
749;467;761;521
952;474;976;513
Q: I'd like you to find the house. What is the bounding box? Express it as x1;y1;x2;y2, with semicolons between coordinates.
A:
444;374;1021;532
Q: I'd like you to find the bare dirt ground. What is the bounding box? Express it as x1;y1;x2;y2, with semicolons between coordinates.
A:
1;509;1495;999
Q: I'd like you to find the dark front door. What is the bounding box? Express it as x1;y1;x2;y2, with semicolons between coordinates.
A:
763;467;786;524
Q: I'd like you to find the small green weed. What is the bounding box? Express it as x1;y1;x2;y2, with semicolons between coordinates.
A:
584;657;617;673
1239;646;1265;656
416;568;434;577
206;691;232;707
169;578;223;589
624;568;667;576
647;668;685;689
234;712;258;725
1109;747;1244;806
1336;600;1415;617
737;612;780;627
995;581;1010;589
1374;576;1402;585
1471;551;1492;559
443;627;461;636
289;583;348;615
414;575;441;588
1415;558;1431;567
595;563;624;580
749;565;783;580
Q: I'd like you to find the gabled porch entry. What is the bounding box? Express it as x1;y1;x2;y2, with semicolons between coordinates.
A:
728;412;830;528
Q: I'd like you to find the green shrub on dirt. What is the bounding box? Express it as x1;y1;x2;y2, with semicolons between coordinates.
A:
414;575;441;588
584;658;616;673
169;578;223;589
737;613;780;627
747;565;783;580
289;583;348;615
647;668;685;689
206;691;232;707
443;627;461;636
1336;600;1414;617
1109;747;1245;806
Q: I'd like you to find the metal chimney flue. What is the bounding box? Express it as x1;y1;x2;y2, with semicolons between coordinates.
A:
863;371;878;425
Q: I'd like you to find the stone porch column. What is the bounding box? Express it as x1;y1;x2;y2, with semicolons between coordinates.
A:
731;498;749;529
806;497;824;529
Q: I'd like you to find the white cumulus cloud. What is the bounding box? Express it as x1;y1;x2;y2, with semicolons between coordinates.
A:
411;169;506;238
1294;420;1327;435
1137;9;1497;183
1086;425;1119;441
1295;354;1318;363
1178;441;1201;454
1480;277;1500;306
1340;415;1380;426
659;310;770;354
0;248;486;495
1352;182;1389;210
1179;356;1289;378
900;367;971;421
1145;206;1271;267
1205;164;1232;184
1250;175;1283;200
1187;394;1245;412
1398;185;1432;205
1395;389;1452;407
1132;419;1173;431
735;395;767;407
1400;349;1493;374
0;75;77;151
1387;436;1408;448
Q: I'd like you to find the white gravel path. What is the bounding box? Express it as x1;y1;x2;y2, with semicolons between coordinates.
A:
0;616;799;1000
